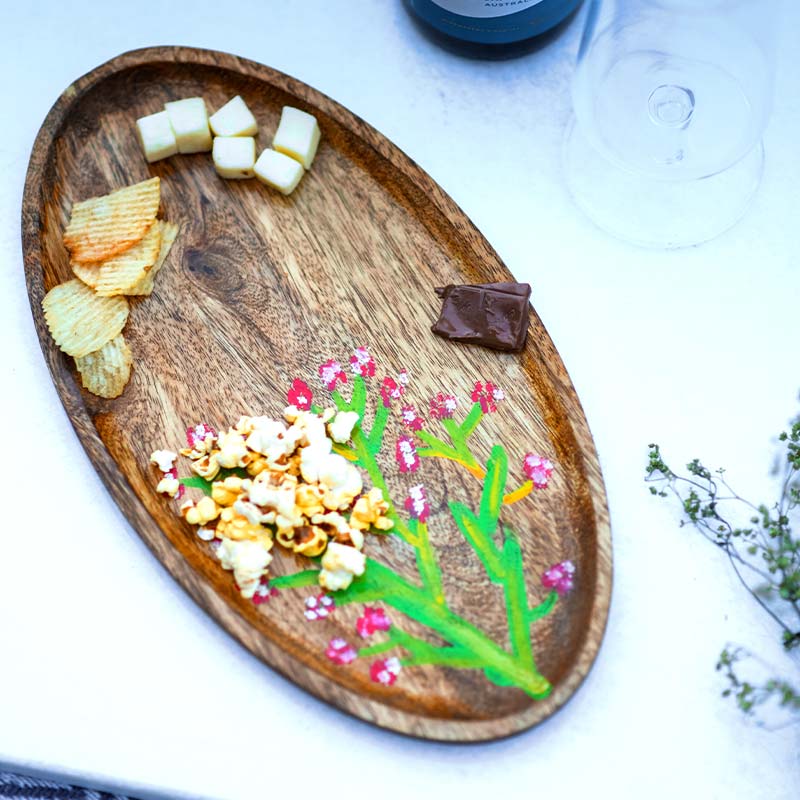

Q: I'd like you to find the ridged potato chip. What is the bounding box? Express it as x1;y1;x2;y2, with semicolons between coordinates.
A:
64;177;161;264
72;221;162;296
126;220;180;296
42;279;129;358
74;334;133;398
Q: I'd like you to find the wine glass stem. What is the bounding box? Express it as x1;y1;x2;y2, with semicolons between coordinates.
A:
648;84;695;165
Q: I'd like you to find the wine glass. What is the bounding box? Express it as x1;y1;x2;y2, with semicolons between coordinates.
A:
564;0;779;248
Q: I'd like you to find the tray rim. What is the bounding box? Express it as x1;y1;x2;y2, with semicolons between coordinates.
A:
21;45;612;742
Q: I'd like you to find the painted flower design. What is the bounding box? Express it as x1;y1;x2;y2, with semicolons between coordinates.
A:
404;484;430;523
356;606;392;638
349;346;376;378
429;393;458;420
370;656;402;686
287;378;313;411
395;435;420;473
523;453;554;489
325;638;357;665
319;359;347;391
304;593;336;620
542;560;575;596
252;582;280;606
379;377;401;407
186;422;217;449
400;405;424;431
471;381;504;414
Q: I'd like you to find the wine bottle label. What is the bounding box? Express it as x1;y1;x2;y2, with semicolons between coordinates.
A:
429;0;547;18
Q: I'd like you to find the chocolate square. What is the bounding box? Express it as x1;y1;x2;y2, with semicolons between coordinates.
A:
431;282;531;353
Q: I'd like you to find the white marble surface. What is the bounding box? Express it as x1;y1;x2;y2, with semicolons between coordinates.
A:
1;1;798;798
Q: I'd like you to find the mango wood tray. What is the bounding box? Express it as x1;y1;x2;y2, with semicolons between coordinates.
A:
22;46;611;742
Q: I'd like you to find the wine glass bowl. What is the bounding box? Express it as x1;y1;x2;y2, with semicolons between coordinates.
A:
565;0;778;247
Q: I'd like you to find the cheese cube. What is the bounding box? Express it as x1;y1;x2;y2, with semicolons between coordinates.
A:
213;136;256;179
135;110;178;163
209;95;258;137
164;97;212;154
254;149;304;195
272;106;320;169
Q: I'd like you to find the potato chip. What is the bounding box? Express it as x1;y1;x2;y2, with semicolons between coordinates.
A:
64;177;161;264
125;220;180;296
42;279;129;358
74;334;133;399
71;221;162;296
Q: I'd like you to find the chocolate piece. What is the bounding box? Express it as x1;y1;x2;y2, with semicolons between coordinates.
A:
431;282;531;353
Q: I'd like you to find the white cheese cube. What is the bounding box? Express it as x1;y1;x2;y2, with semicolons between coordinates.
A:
254;149;304;195
164;97;212;154
135;110;178;163
272;106;320;169
212;136;256;179
209;95;258;137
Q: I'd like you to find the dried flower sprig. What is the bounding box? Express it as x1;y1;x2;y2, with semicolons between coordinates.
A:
645;411;800;721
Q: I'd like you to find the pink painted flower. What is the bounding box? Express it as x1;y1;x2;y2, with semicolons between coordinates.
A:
319;359;347;391
400;404;424;431
429;393;458;420
370;656;402;686
287;378;313;411
523;453;554;489
380;377;400;407
186;422;217;449
304;593;336;620
404;484;430;523
356;606;392;638
325;637;357;665
542;560;576;596
252;581;280;606
349;346;376;378
471;381;505;414
395;435;420;473
397;369;409;387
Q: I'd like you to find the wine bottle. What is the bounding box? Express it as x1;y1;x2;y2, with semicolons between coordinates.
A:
403;0;584;59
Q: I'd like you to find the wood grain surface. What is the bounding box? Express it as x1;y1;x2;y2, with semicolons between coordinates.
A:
21;46;612;741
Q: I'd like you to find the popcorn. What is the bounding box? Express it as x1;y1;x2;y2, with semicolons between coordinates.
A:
216;537;272;599
211;475;249;507
216;508;273;546
311;511;364;550
190;453;221;481
318;455;363;511
181;496;221;526
215;430;251;469
318;542;366;592
328;410;359;444
295;483;326;517
292;525;329;557
156;475;180;497
150;449;177;473
155;401;389;599
350;487;392;531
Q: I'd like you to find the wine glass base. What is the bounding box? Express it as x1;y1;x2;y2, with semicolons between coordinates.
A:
563;118;765;249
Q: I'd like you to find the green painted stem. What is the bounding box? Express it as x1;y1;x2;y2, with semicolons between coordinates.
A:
411;520;445;605
368;403;390;454
501;531;535;672
270;569;320;590
348;560;551;697
460;404;484;439
416;430;463;461
351;426;417;547
528;590;559;623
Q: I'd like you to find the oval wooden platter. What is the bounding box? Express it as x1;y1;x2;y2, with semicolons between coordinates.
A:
22;46;611;742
